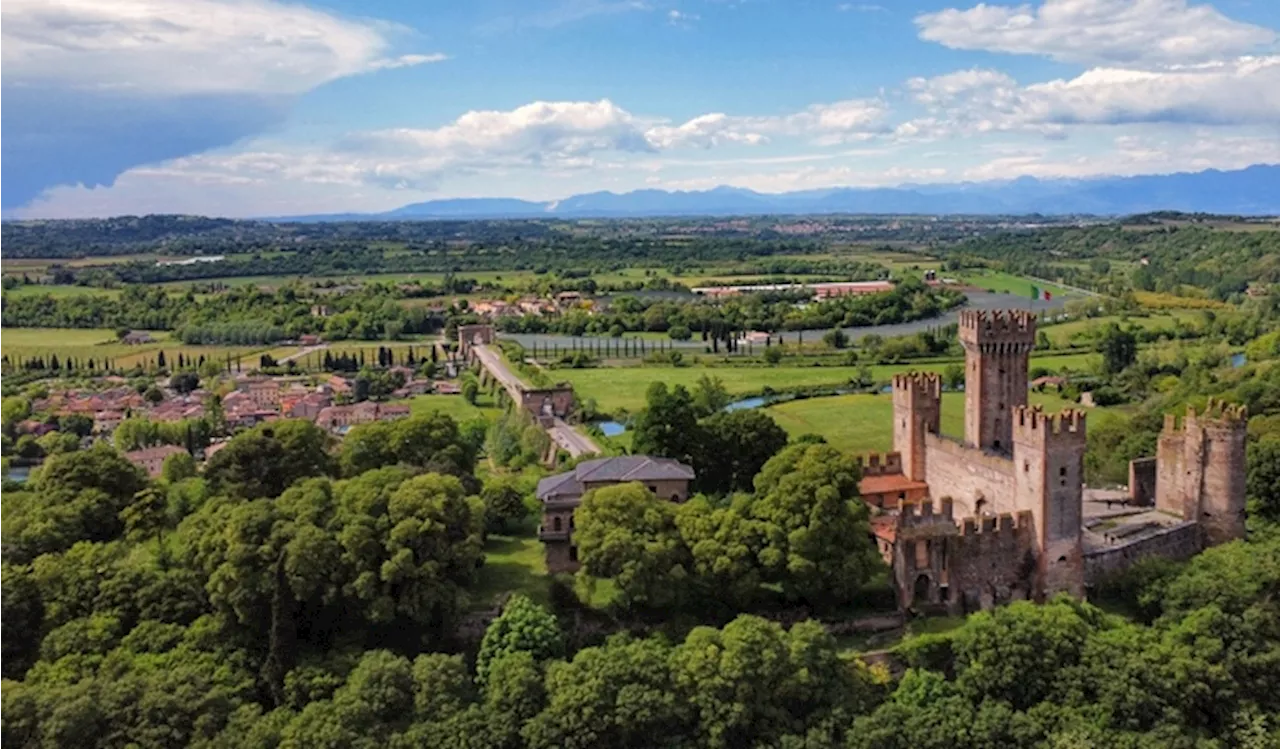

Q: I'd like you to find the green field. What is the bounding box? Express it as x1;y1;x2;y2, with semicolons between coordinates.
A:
408;392;501;423
1041;312;1201;347
3;284;123;299
764;390;1084;454
956;270;1070;298
2;327;123;347
1;328;276;370
471;531;550;610
558;352;1099;413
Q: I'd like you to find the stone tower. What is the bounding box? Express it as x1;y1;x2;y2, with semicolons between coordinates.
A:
893;372;942;482
959;310;1036;453
1156;399;1248;545
1012;406;1086;599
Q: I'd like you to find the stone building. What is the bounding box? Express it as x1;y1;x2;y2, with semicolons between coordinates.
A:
125;445;188;478
535;456;696;573
859;309;1246;613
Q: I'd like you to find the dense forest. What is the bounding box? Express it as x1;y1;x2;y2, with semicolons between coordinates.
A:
3;404;1279;748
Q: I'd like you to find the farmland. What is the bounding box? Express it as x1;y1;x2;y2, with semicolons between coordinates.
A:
763;390;1091;454
557;351;1100;414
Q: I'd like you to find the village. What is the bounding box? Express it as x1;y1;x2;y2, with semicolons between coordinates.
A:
14;363;460;478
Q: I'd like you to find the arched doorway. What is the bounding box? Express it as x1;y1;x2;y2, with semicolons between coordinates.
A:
913;573;932;604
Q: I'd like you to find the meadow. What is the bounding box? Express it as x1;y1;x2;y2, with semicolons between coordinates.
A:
763;390;1087;454
557;351;1100;413
1;327;277;370
409;392;502;423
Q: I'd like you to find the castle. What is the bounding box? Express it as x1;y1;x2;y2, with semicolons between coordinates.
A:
863;309;1247;614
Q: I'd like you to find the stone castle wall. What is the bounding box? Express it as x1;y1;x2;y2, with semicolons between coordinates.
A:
922;433;1016;517
1083;521;1202;585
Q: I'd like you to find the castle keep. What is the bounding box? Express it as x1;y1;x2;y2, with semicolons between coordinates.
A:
864;310;1246;614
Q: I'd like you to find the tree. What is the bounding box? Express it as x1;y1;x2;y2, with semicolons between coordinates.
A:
691;374;731;417
670;615;874;749
58;414;94;438
697;409;789;495
205;420;334;499
750;443;879;606
943;363;965;390
476;595;564;685
952;598;1103;711
668;324;692;341
522;636;691;749
170;372;201;394
2;395;32;430
630;382;703;468
462;379;480;405
2;562;44;679
480;475;531;535
1099;324;1138;375
1246;437;1280;521
161;451;198;483
675;497;765;611
823;328;848;349
573;483;691;612
763;346;783;365
144;385;165;404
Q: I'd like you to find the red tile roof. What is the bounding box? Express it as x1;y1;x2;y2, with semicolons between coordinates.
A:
859;473;929;497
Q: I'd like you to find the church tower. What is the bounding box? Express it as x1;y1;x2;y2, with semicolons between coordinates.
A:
959;310;1036;453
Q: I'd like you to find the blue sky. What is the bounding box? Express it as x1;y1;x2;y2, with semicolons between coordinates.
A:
3;0;1278;217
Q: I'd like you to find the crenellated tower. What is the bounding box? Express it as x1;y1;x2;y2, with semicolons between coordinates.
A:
893;372;942;482
959;310;1036;453
1156;399;1248;545
1012;405;1087;599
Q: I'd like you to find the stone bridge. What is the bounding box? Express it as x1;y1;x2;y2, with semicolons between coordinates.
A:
459;325;600;461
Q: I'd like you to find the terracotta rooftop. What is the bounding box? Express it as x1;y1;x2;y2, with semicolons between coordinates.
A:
859;472;929;496
870;515;898;543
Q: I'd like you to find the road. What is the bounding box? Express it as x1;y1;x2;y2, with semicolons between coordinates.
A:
548;418;601;458
471;345;526;403
278;344;328;364
472;345;601;458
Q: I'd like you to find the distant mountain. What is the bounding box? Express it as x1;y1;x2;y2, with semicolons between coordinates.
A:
283;165;1280;220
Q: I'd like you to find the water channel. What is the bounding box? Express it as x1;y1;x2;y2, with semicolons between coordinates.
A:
502;290;1073;352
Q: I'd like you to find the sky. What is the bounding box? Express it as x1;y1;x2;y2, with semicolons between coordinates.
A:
2;0;1278;218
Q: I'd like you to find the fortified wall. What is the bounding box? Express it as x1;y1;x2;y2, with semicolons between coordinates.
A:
892;499;1036;614
1155;399;1248;546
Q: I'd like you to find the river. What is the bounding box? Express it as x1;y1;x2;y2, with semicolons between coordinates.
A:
501;290;1072;351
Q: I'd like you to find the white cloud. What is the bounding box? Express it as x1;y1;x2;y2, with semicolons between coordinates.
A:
0;0;443;95
961;133;1280;180
915;0;1276;67
644;113;769;148
899;56;1280;140
668;9;700;25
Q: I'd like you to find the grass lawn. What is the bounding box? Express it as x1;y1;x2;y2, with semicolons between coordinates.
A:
2;327;122;347
1041;312;1200;347
2;284;123;299
470;531;551;610
558;352;1099;414
763;390;1084;453
409;392;501;422
957;270;1069;298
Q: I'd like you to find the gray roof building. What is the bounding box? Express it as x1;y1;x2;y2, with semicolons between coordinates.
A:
536;456;696;502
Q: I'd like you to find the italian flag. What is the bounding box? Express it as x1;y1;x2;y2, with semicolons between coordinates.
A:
1030;285;1052;301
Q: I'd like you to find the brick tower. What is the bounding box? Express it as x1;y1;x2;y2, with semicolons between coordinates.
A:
1156;399;1248;546
893;372;942;482
1012;406;1087;599
959;310;1036;453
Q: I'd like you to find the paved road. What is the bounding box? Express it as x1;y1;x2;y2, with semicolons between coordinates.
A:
471;345;526;403
278;344;328;364
472;345;601;458
548;418;601;458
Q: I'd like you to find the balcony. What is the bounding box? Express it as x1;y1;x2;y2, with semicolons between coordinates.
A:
538;526;571;542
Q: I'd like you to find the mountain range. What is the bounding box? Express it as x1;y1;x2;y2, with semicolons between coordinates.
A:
285;165;1280;221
